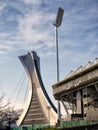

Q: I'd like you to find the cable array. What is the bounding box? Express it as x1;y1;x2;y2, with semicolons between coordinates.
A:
9;71;29;110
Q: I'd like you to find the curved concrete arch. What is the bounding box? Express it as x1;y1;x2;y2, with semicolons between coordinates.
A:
17;51;57;126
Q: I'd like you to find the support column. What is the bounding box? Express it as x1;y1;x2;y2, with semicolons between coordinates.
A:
76;91;83;114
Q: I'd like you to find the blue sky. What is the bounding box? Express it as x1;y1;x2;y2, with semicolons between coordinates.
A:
0;0;98;109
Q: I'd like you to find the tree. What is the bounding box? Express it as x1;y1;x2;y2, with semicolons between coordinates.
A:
0;93;19;129
0;94;8;126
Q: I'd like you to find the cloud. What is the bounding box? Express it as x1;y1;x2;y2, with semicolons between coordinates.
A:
17;10;55;50
0;0;98;60
22;0;40;4
0;0;97;65
22;0;42;11
0;0;56;59
0;2;6;11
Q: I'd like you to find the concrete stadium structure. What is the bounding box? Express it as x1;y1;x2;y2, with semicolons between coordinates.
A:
17;51;57;126
53;58;98;121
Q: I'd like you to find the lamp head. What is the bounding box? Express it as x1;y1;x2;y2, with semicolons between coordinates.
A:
53;7;64;27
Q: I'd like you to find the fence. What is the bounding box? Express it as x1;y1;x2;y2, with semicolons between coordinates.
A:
11;125;50;130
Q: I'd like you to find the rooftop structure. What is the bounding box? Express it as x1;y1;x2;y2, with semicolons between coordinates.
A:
52;58;98;121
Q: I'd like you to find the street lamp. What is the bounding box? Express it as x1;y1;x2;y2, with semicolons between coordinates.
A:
53;7;64;124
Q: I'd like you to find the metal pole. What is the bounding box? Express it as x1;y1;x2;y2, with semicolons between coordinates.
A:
53;7;64;125
56;27;59;82
56;26;61;123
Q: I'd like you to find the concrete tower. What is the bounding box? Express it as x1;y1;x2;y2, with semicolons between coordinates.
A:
17;51;57;126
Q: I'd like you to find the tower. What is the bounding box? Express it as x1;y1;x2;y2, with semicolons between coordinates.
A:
17;51;57;126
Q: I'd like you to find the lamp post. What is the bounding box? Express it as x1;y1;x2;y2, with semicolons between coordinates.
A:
53;7;64;124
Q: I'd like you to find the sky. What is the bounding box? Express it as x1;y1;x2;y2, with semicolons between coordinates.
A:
0;0;98;111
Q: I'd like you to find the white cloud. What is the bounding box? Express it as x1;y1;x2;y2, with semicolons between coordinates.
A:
22;0;41;6
18;11;55;50
0;2;6;17
0;2;6;11
0;0;98;59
